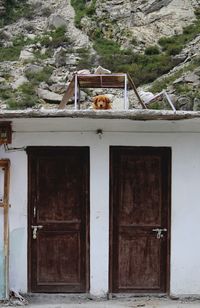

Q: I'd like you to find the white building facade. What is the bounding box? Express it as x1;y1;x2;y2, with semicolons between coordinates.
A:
0;110;200;298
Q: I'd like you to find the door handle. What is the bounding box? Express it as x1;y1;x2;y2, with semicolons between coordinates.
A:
31;225;43;240
152;228;167;239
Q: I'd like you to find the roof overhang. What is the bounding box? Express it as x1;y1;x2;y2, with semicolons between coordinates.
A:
0;109;200;121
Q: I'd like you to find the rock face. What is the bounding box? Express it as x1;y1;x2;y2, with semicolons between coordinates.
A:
37;88;62;103
83;0;198;48
47;14;67;29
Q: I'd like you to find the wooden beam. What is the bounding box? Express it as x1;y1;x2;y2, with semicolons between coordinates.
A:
58;77;75;109
127;73;147;109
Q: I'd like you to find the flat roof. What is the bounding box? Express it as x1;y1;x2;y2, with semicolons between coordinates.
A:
0;109;200;121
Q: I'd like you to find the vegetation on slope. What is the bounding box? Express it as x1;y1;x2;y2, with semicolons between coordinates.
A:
0;0;33;27
71;1;200;86
70;0;96;28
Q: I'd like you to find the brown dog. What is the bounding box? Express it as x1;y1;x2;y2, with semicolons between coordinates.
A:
92;95;112;110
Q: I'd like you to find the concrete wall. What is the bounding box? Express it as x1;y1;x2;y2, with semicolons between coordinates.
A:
0;118;200;297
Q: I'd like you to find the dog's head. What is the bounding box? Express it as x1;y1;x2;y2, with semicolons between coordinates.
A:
92;95;112;110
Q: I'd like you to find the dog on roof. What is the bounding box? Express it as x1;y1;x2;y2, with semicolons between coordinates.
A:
92;95;112;110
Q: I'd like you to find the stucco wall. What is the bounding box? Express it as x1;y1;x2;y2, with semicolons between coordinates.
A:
0;118;200;297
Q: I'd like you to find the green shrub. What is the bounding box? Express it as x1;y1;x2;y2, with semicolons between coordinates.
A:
7;95;37;109
0;0;34;27
195;8;200;17
38;26;71;49
0;34;35;62
158;17;200;55
6;82;38;109
18;83;36;96
0;87;13;100
158;36;177;48
71;0;96;28
145;45;160;55
25;66;54;85
0;45;22;61
165;44;183;55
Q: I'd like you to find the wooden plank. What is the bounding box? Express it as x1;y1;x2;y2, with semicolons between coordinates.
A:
127;74;147;109
59;77;75;109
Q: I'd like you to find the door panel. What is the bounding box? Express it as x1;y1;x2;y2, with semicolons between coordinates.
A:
110;147;171;293
28;147;89;293
38;231;80;284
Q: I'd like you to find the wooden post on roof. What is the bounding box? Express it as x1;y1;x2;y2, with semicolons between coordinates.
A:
0;159;10;300
59;76;75;109
127;73;147;109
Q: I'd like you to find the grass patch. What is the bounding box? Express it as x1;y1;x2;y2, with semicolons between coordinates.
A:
76;48;96;70
0;45;22;61
92;38;176;86
7;95;37;109
38;26;71;49
71;0;96;28
158;17;200;56
150;56;200;93
0;83;38;109
25;66;54;85
91;16;200;86
0;34;34;62
145;45;160;55
0;87;13;100
0;0;34;27
71;0;200;86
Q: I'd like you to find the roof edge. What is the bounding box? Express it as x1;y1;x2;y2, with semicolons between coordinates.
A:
0;109;200;121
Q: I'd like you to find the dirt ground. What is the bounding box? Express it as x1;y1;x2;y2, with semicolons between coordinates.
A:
1;295;200;308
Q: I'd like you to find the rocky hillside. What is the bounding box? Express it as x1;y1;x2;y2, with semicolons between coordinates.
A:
0;0;200;110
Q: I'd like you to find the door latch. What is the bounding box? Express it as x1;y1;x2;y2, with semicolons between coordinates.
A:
152;228;167;239
31;225;43;239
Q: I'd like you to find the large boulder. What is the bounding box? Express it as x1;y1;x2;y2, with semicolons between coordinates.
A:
24;64;43;76
176;96;193;111
19;50;35;61
37;88;62;103
47;14;67;29
54;47;67;68
193;98;200;111
12;76;29;90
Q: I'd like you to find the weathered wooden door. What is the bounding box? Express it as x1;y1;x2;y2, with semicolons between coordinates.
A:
110;147;171;293
28;147;89;293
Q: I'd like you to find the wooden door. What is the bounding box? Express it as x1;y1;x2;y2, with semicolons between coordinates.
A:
110;147;171;293
27;147;89;293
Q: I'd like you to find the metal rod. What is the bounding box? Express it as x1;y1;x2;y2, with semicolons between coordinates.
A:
164;91;176;112
74;74;78;110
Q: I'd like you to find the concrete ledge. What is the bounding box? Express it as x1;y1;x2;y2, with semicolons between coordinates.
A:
1;109;200;121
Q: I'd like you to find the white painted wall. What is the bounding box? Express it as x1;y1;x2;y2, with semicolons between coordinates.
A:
0;118;200;297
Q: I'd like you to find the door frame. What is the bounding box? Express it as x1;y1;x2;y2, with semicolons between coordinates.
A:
27;146;90;293
109;146;171;295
